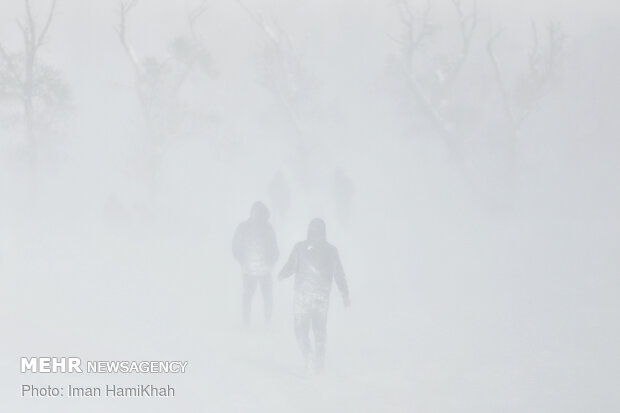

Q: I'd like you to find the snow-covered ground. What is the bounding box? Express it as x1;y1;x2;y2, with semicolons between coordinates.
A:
2;175;618;412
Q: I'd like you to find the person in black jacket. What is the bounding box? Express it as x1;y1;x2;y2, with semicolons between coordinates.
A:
279;218;350;373
232;202;279;327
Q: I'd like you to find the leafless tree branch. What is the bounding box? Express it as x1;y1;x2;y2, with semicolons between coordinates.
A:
116;0;140;74
36;0;57;48
0;0;65;162
393;0;432;59
0;43;24;87
487;28;515;124
234;0;304;135
24;0;36;50
186;0;208;40
488;21;565;130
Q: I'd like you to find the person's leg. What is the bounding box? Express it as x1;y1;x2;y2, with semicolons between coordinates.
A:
311;300;329;372
259;275;273;323
294;295;312;364
242;274;258;327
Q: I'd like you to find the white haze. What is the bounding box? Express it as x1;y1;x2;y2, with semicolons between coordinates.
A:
1;0;619;412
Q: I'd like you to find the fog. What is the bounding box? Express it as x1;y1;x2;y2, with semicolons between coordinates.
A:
1;0;619;412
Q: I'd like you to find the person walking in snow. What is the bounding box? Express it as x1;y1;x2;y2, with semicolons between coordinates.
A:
278;218;350;373
233;202;279;327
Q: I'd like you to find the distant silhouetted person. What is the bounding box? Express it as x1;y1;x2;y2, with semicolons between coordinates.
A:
279;218;350;373
233;202;279;327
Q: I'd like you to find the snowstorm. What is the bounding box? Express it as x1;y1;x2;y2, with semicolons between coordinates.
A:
1;0;619;412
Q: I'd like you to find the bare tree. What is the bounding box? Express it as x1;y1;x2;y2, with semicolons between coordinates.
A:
390;0;477;174
115;0;215;179
235;0;309;136
487;22;565;135
235;1;320;189
0;0;69;158
389;1;565;202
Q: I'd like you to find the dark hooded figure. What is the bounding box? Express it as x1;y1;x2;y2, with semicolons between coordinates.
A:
232;202;279;327
279;218;350;373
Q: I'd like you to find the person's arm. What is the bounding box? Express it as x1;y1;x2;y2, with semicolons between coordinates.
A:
278;244;299;280
332;247;350;306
